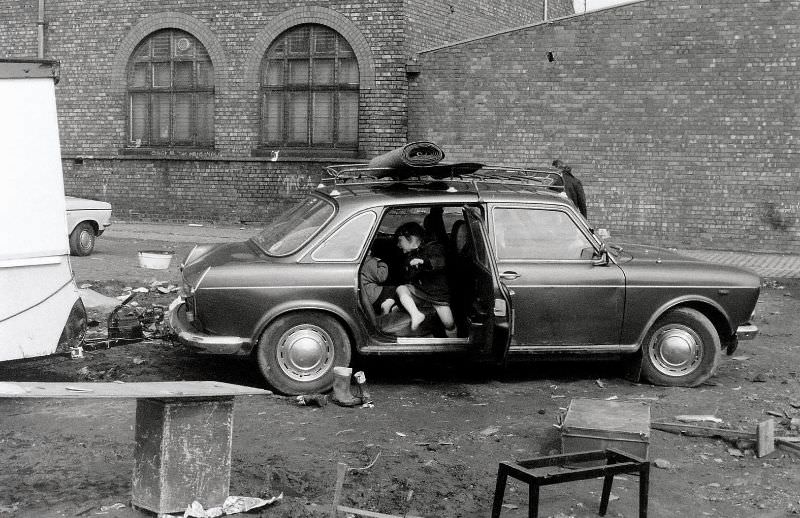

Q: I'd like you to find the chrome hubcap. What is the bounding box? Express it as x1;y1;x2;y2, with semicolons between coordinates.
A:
78;230;92;250
276;325;334;382
649;325;702;377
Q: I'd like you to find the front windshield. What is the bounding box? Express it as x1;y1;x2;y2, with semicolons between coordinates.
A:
251;195;335;256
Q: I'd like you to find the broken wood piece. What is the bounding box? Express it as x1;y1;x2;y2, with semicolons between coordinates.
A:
651;422;754;440
757;419;775;457
675;415;723;424
776;438;800;455
331;462;347;518
336;504;424;518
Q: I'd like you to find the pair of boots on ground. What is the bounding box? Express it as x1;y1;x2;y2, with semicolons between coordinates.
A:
331;366;371;407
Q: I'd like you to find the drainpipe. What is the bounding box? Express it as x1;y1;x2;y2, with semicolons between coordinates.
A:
543;0;548;21
37;0;45;58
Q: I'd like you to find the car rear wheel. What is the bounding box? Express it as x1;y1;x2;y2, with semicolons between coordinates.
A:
641;307;720;387
256;311;351;395
69;222;95;256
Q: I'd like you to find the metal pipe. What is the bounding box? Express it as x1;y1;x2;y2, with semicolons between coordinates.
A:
37;0;45;58
543;0;548;21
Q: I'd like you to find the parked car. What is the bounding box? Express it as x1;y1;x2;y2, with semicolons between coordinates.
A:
65;196;112;256
168;163;760;395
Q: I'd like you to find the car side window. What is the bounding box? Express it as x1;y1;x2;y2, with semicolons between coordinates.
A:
312;211;377;261
493;207;593;261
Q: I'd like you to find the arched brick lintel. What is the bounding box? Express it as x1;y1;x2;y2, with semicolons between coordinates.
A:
243;6;376;90
110;12;229;93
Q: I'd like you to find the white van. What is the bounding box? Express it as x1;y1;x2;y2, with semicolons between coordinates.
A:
0;59;86;361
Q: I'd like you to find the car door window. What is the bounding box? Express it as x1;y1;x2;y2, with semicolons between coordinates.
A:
493;207;593;260
312;211;377;261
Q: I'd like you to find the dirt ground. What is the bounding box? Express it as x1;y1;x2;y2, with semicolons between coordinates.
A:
1;228;799;518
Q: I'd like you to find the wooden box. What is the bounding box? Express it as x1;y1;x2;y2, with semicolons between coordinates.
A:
131;397;234;513
561;398;650;460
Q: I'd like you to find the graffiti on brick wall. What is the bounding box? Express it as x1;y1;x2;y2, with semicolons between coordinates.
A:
280;172;312;193
761;202;796;231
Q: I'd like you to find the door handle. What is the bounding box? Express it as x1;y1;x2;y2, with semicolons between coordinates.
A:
500;271;520;280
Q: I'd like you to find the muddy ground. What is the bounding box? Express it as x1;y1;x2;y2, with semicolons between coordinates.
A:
1;226;799;518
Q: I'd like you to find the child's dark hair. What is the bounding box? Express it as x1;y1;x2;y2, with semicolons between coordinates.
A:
395;221;424;240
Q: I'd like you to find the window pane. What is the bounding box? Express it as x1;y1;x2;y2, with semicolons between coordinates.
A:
130;63;149;87
197;93;214;145
312;92;333;144
313;211;376;261
132;41;150;61
313;59;334;84
339;58;358;85
174;35;194;57
151;33;170;59
338;91;358;145
151;93;170;143
314;28;336;54
197;61;213;88
263;93;283;143
493;208;592;260
264;61;283;86
153;63;170;87
287;27;310;54
174;94;192;142
131;93;148;143
174;62;193;88
288;60;309;84
288;92;308;143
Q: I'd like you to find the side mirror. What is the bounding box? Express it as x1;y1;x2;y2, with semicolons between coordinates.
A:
592;243;609;266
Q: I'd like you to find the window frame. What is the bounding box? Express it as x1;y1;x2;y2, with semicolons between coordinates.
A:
125;29;215;149
258;24;359;156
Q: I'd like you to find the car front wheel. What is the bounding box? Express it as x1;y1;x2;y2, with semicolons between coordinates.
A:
256;311;351;395
69;222;95;256
641;307;720;387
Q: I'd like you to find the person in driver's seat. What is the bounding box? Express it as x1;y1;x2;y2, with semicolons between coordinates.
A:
381;221;457;337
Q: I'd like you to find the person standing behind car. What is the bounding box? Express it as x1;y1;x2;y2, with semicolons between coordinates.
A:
552;159;587;218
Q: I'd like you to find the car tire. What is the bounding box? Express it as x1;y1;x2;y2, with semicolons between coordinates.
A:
256;311;352;395
69;222;95;256
641;307;720;387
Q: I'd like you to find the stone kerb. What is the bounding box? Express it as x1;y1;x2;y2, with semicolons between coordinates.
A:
242;6;376;91
110;12;229;94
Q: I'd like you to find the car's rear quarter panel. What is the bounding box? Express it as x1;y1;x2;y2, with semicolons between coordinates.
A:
194;262;359;343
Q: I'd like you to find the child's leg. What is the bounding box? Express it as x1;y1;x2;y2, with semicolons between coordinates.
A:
433;305;457;337
396;285;426;330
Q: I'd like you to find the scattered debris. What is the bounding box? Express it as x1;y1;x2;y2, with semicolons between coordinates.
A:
675;415;723;424
395;432;407;437
652;419;781;458
653;458;672;469
133;287;149;293
595;379;606;388
479;426;501;436
731;355;751;361
751;372;769;382
727;448;744;457
296;394;328;407
99;503;126;511
178;494;283;517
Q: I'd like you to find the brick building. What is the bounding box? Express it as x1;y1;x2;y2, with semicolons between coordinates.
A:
409;0;800;253
1;0;571;223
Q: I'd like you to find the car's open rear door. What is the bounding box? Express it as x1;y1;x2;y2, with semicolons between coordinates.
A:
463;207;513;363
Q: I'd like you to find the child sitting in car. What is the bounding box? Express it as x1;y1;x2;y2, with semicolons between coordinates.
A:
380;221;457;337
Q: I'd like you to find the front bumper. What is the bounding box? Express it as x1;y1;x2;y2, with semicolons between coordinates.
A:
168;299;250;355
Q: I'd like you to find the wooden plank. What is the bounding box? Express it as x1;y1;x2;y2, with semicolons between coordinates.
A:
757;419;775;458
0;381;270;398
651;422;755;440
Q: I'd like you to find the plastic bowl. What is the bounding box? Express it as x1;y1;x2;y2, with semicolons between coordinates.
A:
138;250;174;270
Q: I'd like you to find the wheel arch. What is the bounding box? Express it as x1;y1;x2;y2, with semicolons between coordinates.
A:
73;219;99;235
636;296;734;349
248;300;362;357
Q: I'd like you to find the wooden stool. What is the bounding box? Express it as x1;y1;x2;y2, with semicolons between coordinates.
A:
491;448;650;518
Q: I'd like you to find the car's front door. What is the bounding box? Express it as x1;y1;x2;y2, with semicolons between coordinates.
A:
463;207;513;361
489;204;625;349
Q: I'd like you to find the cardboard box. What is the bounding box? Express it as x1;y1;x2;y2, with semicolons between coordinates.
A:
561;398;650;460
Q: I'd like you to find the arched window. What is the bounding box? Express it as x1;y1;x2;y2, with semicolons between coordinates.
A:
127;29;214;148
260;24;359;153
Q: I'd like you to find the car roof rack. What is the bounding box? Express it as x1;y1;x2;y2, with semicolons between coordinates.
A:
320;163;563;191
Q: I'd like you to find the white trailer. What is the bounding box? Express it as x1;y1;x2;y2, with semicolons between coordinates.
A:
0;59;86;361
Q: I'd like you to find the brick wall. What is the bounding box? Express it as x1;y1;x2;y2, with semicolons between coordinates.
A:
404;0;573;52
409;0;800;253
1;0;560;223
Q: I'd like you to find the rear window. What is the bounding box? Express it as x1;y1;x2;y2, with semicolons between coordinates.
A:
251;195;335;256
